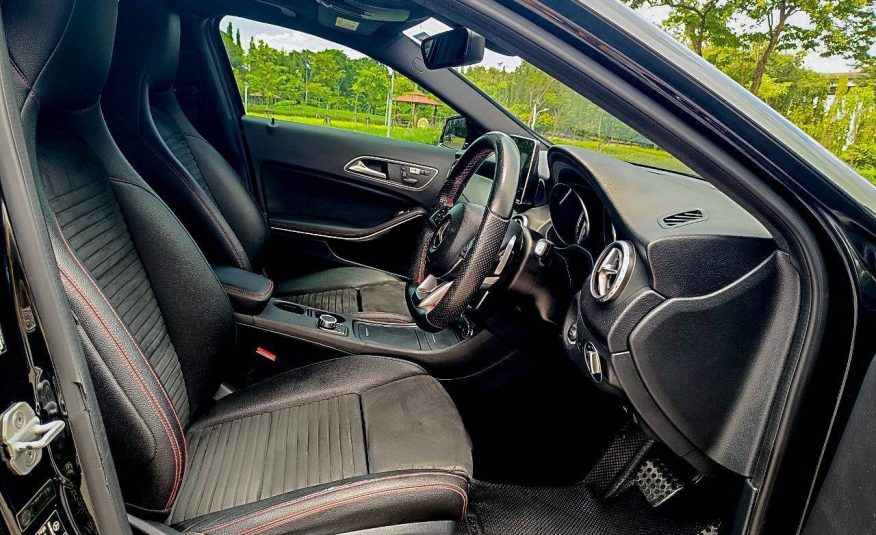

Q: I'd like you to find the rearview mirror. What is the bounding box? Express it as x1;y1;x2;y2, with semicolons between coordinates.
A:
421;28;485;70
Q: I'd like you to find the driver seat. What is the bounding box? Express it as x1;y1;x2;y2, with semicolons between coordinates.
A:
4;0;471;532
102;0;412;322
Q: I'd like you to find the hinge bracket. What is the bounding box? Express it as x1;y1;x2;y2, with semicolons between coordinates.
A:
1;401;65;475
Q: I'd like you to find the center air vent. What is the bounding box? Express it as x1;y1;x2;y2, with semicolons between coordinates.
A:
590;241;635;303
659;209;706;228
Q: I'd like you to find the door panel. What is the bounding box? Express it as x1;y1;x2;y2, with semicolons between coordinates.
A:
241;116;457;277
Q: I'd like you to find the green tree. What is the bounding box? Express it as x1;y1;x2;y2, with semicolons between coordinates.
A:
221;22;246;91
352;61;389;115
741;0;876;95
628;0;740;55
247;40;287;107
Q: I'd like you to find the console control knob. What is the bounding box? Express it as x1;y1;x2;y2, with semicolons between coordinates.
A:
317;314;338;331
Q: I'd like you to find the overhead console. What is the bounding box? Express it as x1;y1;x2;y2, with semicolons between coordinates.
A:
548;146;801;477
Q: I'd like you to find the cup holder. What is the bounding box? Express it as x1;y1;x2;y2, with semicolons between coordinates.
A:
274;301;306;315
273;301;346;324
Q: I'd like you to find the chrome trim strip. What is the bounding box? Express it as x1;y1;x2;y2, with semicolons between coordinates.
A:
590;240;635;303
343;156;440;191
270;212;423;242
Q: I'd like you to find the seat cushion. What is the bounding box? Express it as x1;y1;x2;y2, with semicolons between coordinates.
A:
276;267;412;323
169;356;472;533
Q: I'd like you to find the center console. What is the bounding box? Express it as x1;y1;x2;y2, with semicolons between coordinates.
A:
243;299;464;353
214;265;507;378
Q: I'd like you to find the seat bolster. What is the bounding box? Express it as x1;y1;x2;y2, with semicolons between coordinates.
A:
178;118;271;270
190;356;427;431
105;105;253;272
111;178;235;416
48;217;186;513
363;376;474;476
172;471;469;535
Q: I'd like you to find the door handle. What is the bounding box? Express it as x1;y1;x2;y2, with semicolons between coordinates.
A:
347;160;387;180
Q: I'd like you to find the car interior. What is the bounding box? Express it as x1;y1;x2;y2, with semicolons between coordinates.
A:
0;0;812;533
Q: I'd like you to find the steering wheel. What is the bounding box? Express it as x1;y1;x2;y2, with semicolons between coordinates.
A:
407;132;520;332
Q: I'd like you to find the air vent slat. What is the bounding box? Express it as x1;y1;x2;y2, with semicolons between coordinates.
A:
659;209;706;229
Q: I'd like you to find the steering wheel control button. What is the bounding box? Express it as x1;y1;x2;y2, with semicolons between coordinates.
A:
428;208;449;229
534;238;553;258
566;323;578;345
583;342;603;383
317;314;338;331
591;240;635;303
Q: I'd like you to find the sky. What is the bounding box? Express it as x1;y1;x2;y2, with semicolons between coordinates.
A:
226;7;863;74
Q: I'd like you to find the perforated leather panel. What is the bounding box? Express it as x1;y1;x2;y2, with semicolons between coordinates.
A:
38;128;191;423
170;394;368;523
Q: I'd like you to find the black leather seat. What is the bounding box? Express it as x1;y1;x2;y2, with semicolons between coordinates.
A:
101;1;412;322
4;0;471;532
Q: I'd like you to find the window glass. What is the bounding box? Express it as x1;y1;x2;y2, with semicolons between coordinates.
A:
406;20;695;175
219;16;459;145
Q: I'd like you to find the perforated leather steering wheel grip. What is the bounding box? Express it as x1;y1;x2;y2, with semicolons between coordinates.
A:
408;132;520;331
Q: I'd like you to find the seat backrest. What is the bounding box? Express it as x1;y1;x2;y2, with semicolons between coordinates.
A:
103;0;270;273
4;0;235;514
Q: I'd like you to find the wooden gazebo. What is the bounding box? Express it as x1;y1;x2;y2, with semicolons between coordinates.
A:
392;91;440;128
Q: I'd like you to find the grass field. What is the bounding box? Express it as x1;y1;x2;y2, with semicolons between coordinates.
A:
250;110;440;145
250;110;876;183
545;136;694;174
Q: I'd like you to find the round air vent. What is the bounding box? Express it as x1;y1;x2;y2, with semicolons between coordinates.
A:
590;241;634;303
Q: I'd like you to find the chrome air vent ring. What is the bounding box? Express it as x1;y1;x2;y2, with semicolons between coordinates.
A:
590;240;634;303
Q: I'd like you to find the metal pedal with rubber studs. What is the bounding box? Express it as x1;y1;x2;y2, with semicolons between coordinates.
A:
635;456;686;507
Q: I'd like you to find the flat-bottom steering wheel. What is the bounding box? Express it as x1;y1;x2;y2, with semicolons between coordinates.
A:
407;132;520;331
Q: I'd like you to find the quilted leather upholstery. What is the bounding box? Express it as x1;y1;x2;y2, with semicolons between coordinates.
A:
276;267;411;323
5;2;472;530
171;394;368;522
102;0;412;320
170;357;471;531
284;288;360;316
39;129;191;424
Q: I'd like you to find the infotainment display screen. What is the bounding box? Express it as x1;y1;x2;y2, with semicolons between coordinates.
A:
510;135;537;202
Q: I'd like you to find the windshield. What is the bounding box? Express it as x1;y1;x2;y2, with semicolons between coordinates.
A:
405;20;695;175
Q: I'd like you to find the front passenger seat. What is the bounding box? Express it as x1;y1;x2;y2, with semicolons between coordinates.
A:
5;0;471;532
102;1;412;323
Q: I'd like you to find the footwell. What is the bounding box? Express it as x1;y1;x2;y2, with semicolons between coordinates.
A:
456;423;725;535
455;479;719;535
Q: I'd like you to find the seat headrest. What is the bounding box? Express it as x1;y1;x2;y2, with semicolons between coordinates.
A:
108;0;180;99
3;0;118;112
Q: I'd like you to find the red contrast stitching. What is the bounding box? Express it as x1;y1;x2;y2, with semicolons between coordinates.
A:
234;484;467;535
204;472;468;533
60;269;184;508
106;111;251;270
443;147;492;208
53;219;186;507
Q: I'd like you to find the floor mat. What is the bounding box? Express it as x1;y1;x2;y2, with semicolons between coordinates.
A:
456;480;719;535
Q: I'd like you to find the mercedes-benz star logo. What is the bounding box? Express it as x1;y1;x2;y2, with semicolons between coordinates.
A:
431;218;451;250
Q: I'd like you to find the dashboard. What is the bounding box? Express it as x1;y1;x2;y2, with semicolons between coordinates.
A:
522;145;802;478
